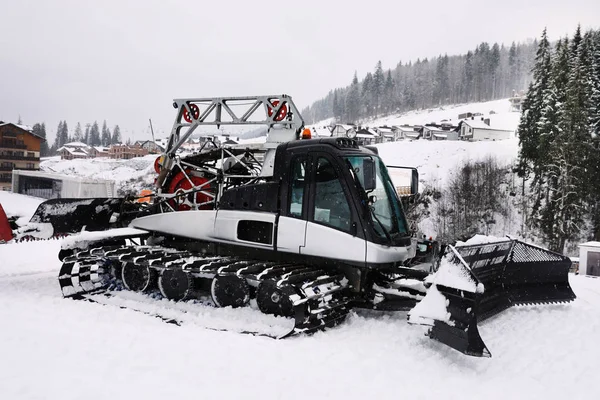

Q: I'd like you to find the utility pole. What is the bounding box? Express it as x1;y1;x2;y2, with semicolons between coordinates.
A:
149;119;156;142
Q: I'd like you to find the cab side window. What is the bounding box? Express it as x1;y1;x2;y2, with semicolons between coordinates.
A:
288;157;307;218
313;157;351;232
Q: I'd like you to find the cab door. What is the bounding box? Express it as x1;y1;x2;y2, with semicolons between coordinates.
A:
276;155;309;254
301;153;366;264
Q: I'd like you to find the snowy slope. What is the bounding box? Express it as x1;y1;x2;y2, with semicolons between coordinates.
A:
371;98;519;131
376;136;519;187
40;155;157;195
308;98;523;187
1;238;599;400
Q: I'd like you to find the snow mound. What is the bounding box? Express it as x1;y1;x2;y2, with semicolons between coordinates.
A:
456;234;511;246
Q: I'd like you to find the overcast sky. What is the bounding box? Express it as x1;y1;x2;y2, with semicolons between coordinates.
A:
1;0;598;142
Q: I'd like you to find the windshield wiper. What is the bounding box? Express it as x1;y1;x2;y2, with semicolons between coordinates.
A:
345;159;394;245
370;207;393;245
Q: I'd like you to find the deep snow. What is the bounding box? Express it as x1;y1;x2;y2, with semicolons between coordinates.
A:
2;99;599;399
1;238;600;399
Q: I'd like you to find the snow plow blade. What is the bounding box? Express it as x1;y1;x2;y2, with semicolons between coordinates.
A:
409;239;575;357
21;198;126;239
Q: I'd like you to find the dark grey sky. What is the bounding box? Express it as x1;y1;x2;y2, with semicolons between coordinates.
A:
1;0;598;142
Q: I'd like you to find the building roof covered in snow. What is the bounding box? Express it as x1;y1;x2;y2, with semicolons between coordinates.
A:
0;122;44;139
333;124;356;131
57;147;89;157
311;126;332;137
459;119;512;132
61;141;89;148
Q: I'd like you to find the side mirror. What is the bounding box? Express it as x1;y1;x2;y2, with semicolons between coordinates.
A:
411;168;419;195
363;158;377;192
385;165;419;197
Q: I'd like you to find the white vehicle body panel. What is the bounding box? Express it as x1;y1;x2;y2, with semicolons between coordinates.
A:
131;211;216;240
277;216;307;254
366;240;412;263
130;210;411;265
213;210;276;249
301;222;366;263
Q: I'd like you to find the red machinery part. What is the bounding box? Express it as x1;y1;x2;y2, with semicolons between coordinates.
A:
267;100;288;122
0;203;14;242
154;156;162;173
183;104;200;123
166;171;212;211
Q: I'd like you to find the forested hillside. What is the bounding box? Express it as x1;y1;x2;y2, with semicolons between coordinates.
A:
517;26;600;252
302;40;538;124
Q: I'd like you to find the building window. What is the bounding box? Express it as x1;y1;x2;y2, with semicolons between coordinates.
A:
27;152;34;158
26;163;35;169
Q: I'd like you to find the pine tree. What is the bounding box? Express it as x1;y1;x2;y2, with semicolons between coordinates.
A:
383;69;395;114
373;61;385;117
332;91;343;122
508;42;519;93
490;43;501;98
84;124;91;145
463;51;474;102
111;125;122;144
362;72;374;117
516;28;552;178
537;27;596;251
32;123;50;157
344;72;360;123
73;123;83;142
53;121;63;149
40;123;49;157
89;121;101;146
534;38;569;248
434;55;449;105
60;121;69;146
101;120;111;146
579;30;600;241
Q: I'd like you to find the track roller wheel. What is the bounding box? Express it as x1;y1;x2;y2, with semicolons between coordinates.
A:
58;248;74;261
109;260;123;281
210;275;250;308
159;268;194;301
122;262;156;292
256;280;295;317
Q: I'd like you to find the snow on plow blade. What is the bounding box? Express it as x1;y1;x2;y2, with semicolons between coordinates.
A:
22;198;125;239
409;239;575;357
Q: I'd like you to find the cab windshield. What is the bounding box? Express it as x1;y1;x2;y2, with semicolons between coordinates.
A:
345;155;409;241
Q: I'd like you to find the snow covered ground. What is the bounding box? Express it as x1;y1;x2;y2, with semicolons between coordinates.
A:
1;237;600;400
371;98;519;130
376;135;519;188
0;191;43;225
3;99;599;399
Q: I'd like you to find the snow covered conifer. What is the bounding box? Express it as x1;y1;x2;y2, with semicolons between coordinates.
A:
111;125;122;144
344;72;360;123
101;120;111;146
73;123;83;143
373;61;385;117
89;122;101;146
516;28;552;177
